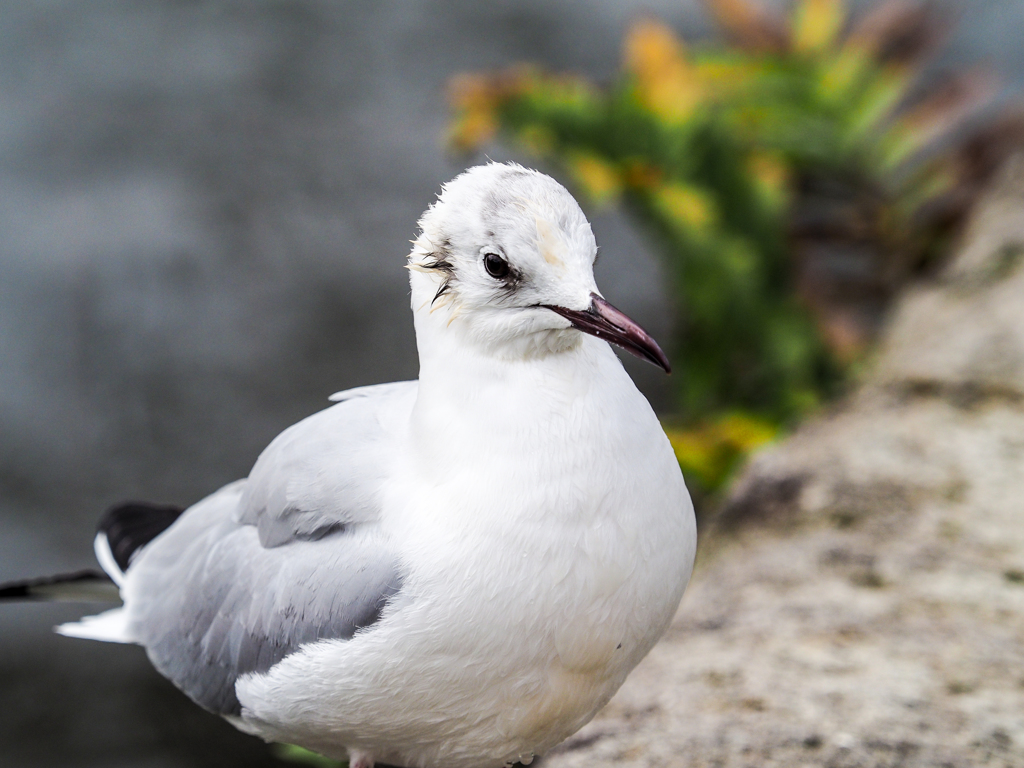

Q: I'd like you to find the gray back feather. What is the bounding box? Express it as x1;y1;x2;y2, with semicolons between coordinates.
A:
124;382;416;714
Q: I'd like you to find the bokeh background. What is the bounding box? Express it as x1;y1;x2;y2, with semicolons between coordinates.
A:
2;1;1024;766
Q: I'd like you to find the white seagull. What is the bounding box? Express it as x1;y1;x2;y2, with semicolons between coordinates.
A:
2;163;696;768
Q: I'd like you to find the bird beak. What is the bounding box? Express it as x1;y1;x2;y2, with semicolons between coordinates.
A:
545;293;671;373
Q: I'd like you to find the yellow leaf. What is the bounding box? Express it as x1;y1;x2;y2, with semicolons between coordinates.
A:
716;413;778;452
792;0;845;54
654;183;716;231
446;69;531;152
448;110;497;153
664;413;779;490
446;73;505;151
664;428;722;486
567;153;622;205
623;18;703;123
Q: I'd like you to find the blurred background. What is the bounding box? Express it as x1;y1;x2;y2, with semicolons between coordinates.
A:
2;1;1024;766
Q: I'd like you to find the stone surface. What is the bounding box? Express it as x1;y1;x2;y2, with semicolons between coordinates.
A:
543;159;1024;767
875;155;1024;398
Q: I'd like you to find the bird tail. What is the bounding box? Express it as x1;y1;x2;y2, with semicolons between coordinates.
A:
56;606;134;642
0;570;120;602
3;500;184;643
0;569;133;642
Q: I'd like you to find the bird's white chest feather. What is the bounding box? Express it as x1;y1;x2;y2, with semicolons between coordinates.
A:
235;343;694;768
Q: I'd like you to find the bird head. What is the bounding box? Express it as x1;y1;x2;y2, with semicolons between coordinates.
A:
408;163;670;373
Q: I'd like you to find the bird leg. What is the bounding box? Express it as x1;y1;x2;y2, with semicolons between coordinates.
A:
348;748;375;768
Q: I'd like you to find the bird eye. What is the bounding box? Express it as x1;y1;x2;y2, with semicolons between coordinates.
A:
483;252;510;279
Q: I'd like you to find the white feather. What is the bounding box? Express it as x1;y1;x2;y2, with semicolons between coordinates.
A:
93;532;124;587
56;607;134;643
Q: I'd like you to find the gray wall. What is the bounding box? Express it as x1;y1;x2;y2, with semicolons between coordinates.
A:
1;1;1021;766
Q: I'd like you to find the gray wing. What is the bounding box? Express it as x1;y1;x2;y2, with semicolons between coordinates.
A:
238;381;417;547
124;382;417;715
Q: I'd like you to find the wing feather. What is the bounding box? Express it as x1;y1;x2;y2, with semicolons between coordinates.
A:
121;382;416;715
237;381;416;547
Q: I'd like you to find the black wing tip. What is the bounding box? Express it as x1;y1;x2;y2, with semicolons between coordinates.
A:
0;582;30;600
0;569;113;601
98;501;185;572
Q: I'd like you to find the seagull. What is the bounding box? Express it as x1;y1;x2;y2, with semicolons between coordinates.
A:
1;163;696;768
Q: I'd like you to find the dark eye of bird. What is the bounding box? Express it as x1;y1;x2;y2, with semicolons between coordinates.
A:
483;252;510;279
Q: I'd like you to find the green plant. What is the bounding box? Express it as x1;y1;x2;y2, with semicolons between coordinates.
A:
664;412;779;493
273;743;344;767
450;0;1018;420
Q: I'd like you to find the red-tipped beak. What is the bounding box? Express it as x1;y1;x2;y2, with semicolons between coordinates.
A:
545;293;671;373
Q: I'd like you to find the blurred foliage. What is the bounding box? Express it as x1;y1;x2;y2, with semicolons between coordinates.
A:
273;743;344;767
448;0;1024;492
664;412;779;491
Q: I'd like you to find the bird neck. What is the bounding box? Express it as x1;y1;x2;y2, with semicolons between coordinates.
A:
406;268;645;480
411;313;635;474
